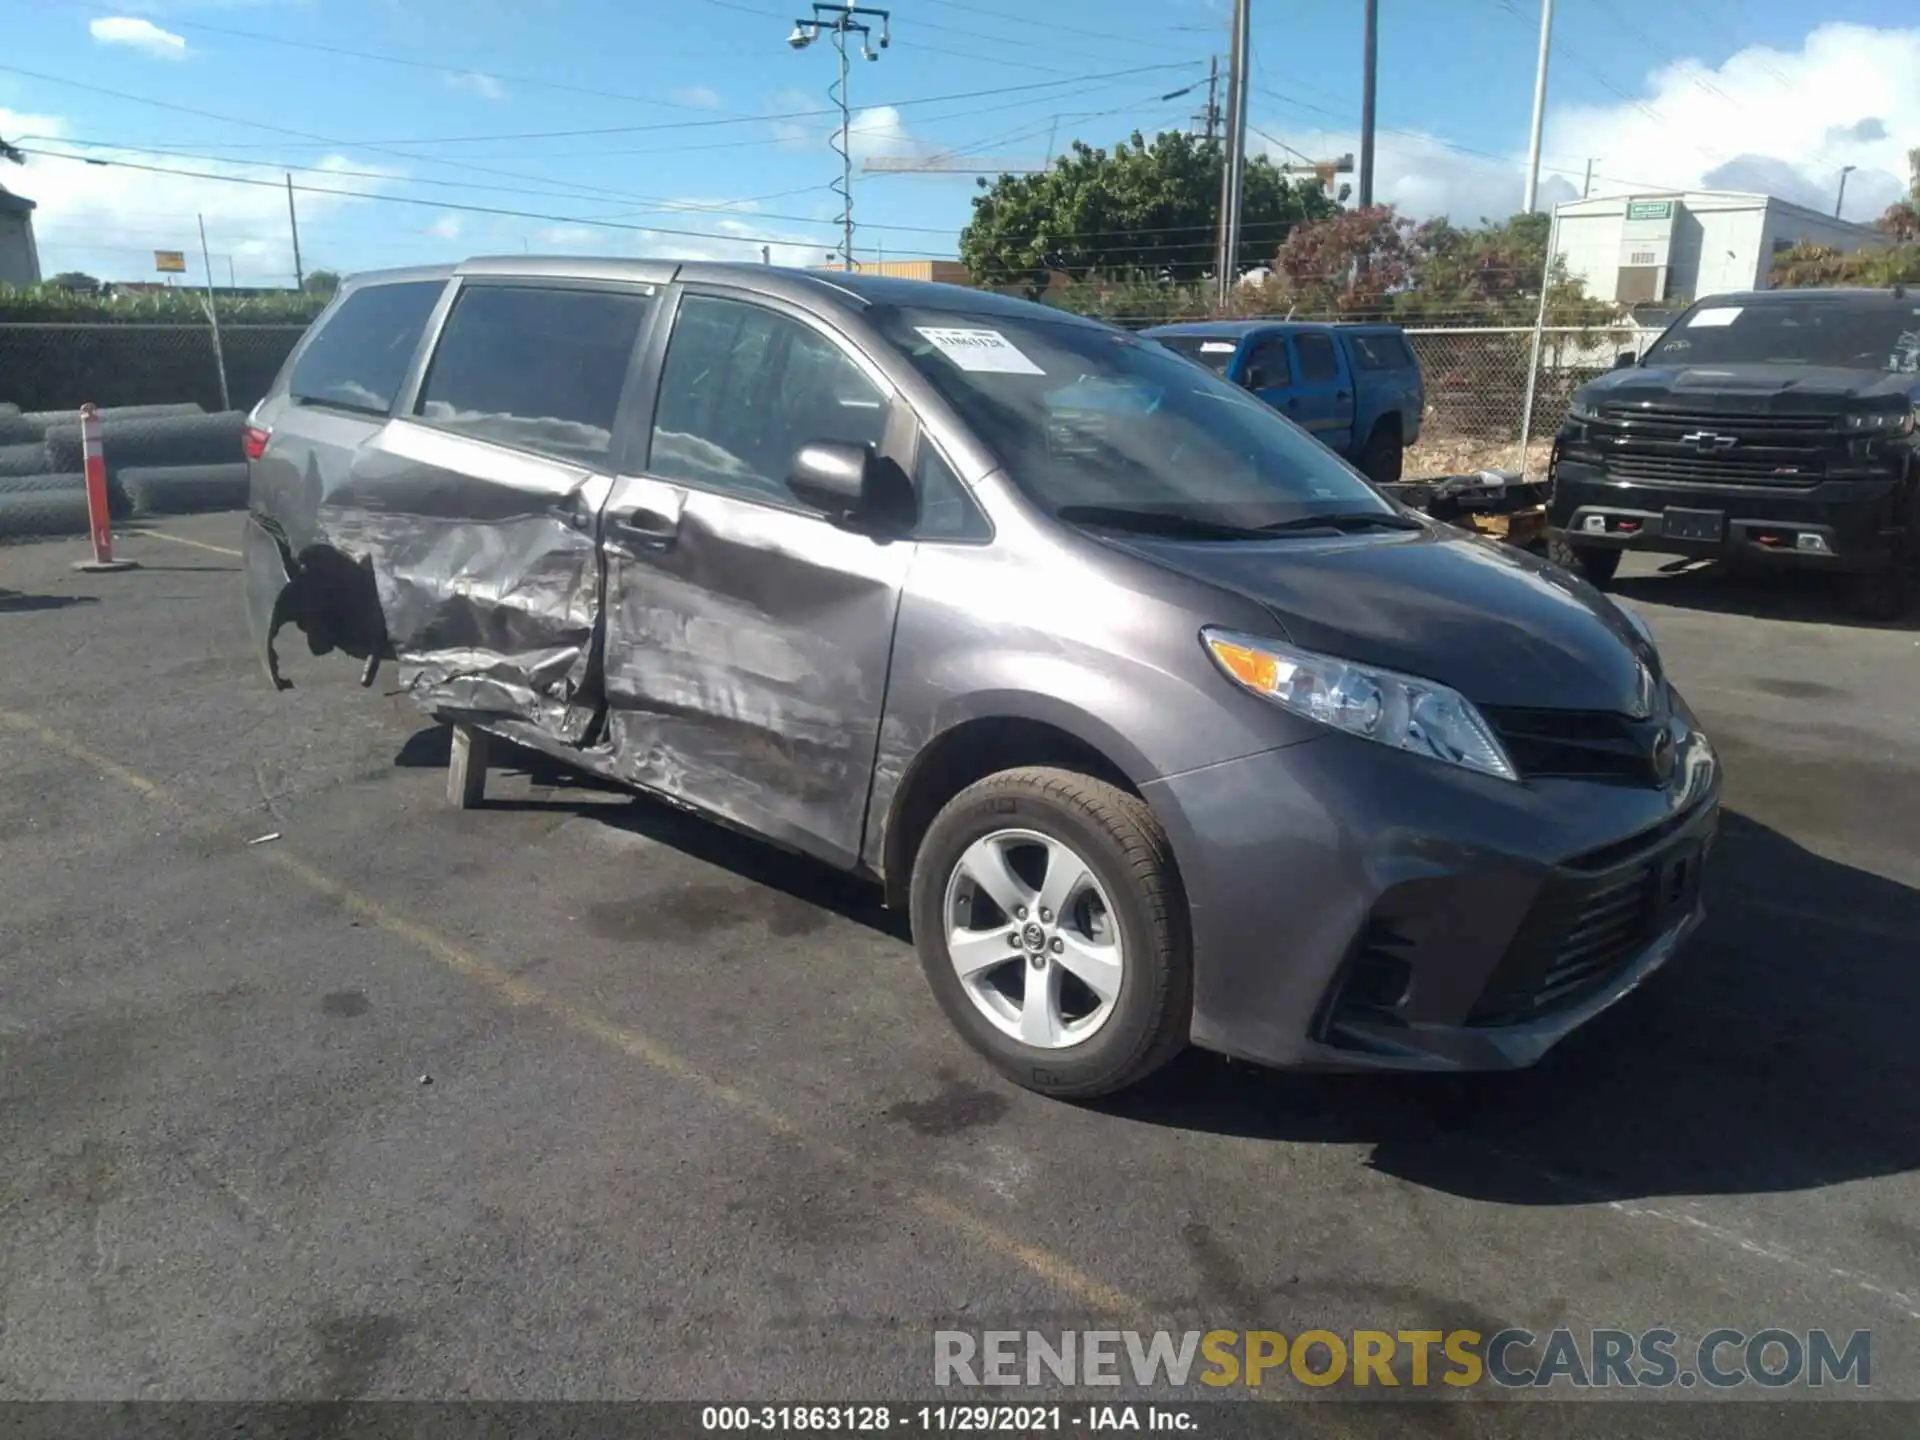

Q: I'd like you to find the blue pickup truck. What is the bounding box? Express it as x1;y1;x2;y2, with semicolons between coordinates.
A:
1142;320;1425;483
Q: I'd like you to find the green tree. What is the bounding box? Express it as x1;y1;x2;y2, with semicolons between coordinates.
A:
48;271;102;292
303;269;341;295
1771;239;1920;288
958;130;1336;295
1260;205;1416;319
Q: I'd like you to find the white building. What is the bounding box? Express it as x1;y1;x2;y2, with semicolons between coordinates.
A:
0;185;40;287
1548;190;1882;307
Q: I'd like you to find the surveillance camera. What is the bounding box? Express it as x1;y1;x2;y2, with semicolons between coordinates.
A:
862;44;877;60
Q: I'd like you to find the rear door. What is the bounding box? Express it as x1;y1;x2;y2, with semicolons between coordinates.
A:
1287;328;1356;453
341;277;659;739
596;287;916;869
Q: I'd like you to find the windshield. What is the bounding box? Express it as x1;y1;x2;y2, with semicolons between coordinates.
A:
1148;333;1240;377
1644;297;1920;373
874;308;1392;531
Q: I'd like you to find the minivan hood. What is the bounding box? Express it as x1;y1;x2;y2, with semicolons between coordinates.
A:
1106;525;1654;712
1583;362;1917;415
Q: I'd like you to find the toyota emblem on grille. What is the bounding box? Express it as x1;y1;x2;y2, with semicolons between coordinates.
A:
1680;430;1737;452
1650;726;1677;783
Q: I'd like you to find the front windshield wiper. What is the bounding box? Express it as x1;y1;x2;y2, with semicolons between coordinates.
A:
1054;505;1272;541
1260;511;1426;534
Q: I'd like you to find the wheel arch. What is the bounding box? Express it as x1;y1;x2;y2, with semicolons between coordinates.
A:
877;703;1153;911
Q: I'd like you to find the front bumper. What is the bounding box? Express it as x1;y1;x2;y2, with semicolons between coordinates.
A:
1549;456;1906;572
1142;726;1720;1072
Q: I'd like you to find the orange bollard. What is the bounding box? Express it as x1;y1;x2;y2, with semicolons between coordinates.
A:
72;403;138;573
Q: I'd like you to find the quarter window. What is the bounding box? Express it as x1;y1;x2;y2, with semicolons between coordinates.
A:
649;295;889;504
914;440;989;540
288;279;444;415
415;283;654;464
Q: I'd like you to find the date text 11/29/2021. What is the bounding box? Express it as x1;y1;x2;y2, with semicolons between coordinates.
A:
701;1406;1193;1432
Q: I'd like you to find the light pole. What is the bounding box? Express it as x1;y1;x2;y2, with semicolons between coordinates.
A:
789;2;891;273
1522;0;1555;213
1835;164;1856;219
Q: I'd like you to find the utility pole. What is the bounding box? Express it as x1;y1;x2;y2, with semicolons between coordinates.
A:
1835;164;1856;219
789;2;892;273
1357;0;1377;208
1215;0;1250;306
286;174;304;291
197;214;231;412
1582;157;1593;198
1195;56;1222;144
1522;0;1555;213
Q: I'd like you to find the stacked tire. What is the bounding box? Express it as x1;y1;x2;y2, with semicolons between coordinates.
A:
0;403;250;539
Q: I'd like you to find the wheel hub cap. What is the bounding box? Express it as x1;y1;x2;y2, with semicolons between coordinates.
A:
941;827;1126;1051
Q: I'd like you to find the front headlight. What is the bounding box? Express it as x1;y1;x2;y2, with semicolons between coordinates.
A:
1839;408;1916;436
1202;628;1518;782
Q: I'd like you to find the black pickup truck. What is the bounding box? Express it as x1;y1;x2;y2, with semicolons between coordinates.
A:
1547;286;1920;617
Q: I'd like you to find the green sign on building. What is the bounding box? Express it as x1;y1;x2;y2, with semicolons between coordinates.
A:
1626;199;1675;221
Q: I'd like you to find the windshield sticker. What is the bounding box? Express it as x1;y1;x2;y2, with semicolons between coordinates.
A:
1201;341;1238;353
1688;307;1742;327
915;327;1045;375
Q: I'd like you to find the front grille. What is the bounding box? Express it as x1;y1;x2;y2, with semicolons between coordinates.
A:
1469;865;1657;1026
1481;705;1669;785
1598;405;1837;435
1601;453;1824;485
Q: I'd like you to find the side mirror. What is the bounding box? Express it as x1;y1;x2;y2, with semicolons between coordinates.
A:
1242;367;1266;391
1612;351;1636;370
788;440;872;519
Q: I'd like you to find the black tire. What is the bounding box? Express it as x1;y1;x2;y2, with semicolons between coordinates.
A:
21;402;203;426
0;490;91;539
0;415;39;446
908;766;1191;1099
0;402;20;418
1357;422;1403;485
119;463;250;517
0;472;83;495
0;442;51;478
43;411;245;473
1548;532;1621;586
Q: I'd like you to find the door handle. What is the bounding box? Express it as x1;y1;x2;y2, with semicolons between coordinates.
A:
609;506;680;550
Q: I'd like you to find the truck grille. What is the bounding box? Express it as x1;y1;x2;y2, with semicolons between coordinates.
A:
1602;454;1823;485
1598;405;1836;436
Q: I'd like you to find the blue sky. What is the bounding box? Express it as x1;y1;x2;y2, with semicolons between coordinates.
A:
2;0;1916;284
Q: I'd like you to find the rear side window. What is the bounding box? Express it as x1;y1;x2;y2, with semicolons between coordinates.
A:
1348;332;1414;371
1294;332;1341;383
416;283;654;464
289;279;443;415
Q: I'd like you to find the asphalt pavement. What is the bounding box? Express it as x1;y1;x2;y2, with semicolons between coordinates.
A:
2;516;1917;1429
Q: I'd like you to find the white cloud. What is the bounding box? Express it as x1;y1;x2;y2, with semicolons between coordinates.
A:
533;224;600;247
427;213;463;240
445;71;505;101
6;109;399;285
1250;22;1919;226
673;86;723;110
88;16;188;60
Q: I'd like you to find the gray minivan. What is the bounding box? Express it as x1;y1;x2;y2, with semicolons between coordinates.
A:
244;259;1721;1098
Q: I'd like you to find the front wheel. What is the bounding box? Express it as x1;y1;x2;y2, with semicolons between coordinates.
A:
909;767;1191;1099
1548;532;1622;586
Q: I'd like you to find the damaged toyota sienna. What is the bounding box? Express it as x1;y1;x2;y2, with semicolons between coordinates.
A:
245;259;1720;1097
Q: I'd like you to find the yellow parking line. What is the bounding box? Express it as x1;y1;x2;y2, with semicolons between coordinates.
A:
135;529;244;559
0;706;1143;1323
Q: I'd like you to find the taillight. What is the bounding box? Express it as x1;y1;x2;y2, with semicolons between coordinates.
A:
243;424;271;461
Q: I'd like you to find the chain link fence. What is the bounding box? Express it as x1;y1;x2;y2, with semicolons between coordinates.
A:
0;317;1664;478
1403;325;1662;478
0;323;307;415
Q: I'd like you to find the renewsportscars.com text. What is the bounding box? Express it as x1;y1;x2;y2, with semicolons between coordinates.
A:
933;1328;1872;1390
